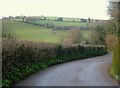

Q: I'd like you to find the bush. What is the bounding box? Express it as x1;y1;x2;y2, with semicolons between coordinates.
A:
91;25;106;45
105;34;117;51
2;38;108;87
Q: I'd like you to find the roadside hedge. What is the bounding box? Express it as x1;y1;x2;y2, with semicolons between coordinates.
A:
2;38;108;87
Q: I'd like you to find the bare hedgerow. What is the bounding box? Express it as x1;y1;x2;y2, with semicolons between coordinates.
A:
2;38;108;87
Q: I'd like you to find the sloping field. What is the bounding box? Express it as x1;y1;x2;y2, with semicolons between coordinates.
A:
2;20;67;43
2;20;91;43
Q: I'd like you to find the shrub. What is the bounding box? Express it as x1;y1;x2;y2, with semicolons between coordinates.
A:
2;38;108;87
91;25;107;45
105;34;117;51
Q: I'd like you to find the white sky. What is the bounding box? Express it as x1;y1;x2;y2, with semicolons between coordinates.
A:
1;0;110;19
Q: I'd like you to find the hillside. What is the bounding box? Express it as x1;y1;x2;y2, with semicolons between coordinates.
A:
2;20;91;43
2;20;68;43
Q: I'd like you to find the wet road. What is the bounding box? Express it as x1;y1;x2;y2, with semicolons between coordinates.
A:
16;54;118;86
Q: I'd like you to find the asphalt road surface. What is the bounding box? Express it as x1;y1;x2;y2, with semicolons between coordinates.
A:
16;54;118;86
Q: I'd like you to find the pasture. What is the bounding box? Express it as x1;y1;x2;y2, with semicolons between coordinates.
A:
2;20;91;43
31;20;86;27
46;16;81;22
2;20;67;43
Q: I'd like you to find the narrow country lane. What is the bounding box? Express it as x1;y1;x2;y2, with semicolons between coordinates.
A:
16;54;118;86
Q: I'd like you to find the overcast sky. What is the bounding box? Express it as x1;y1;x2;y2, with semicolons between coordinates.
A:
1;0;110;19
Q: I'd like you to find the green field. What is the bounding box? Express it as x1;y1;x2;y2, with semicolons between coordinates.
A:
2;20;91;43
81;30;91;39
2;20;69;43
46;16;80;22
31;20;86;27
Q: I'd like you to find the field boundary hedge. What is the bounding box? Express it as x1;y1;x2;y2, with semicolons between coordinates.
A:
2;38;108;87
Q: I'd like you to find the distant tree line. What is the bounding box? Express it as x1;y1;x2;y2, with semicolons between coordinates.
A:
3;16;95;23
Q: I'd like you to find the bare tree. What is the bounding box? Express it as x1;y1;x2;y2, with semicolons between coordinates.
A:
107;1;120;35
65;29;82;44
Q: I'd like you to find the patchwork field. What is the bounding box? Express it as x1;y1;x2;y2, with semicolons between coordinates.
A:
30;20;86;27
2;20;91;43
38;16;82;22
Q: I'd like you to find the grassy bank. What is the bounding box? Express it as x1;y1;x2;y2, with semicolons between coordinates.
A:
2;38;108;87
110;37;120;81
